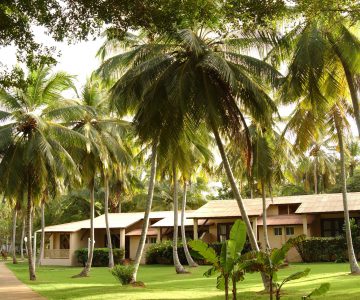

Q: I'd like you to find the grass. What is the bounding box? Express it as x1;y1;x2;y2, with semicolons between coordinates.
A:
6;262;360;299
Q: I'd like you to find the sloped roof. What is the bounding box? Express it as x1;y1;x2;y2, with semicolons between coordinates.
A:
37;219;90;233
151;212;213;227
187;199;266;219
257;214;315;226
295;192;360;213
38;211;175;233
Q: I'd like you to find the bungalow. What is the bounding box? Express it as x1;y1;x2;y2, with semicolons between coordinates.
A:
37;192;360;265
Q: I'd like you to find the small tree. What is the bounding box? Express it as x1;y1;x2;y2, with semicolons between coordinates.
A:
189;220;247;300
241;236;329;300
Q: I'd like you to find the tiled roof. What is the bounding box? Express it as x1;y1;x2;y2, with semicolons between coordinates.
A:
295;193;360;213
187;198;266;219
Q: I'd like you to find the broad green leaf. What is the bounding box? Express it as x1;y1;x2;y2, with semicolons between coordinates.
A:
281;268;310;286
229;220;247;253
306;283;330;298
203;266;218;277
189;239;218;265
216;275;225;291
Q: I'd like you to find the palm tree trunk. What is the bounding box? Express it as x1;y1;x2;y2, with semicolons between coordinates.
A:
37;200;45;266
172;166;187;274
12;209;17;264
335;120;360;274
212;125;258;250
74;179;95;277
20;218;25;260
181;181;198;267
313;158;318;194
104;174;114;268
212;125;270;290
261;182;271;250
132;140;158;282
26;175;36;280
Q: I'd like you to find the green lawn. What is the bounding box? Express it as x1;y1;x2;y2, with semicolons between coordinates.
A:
6;262;360;299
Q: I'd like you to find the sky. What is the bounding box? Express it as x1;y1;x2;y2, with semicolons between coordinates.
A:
0;26;104;93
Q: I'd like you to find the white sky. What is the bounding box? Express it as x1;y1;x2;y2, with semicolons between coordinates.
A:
0;26;104;93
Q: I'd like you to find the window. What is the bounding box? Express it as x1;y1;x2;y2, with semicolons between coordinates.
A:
286;227;294;236
278;204;299;215
146;237;157;244
217;223;233;242
274;227;282;236
321;219;344;237
59;234;70;249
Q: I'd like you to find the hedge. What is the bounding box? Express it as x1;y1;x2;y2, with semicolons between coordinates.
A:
295;237;360;262
145;240;254;265
75;248;124;267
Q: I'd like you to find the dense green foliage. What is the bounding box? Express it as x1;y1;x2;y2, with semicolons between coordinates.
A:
75;248;124;267
110;264;135;285
296;237;360;263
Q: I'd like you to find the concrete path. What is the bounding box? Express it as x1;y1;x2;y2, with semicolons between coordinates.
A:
0;261;45;300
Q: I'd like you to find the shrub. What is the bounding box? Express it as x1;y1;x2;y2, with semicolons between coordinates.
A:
75;248;124;267
111;264;134;285
145;240;254;265
295;237;360;262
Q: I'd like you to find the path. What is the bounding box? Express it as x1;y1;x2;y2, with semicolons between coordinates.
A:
0;261;45;300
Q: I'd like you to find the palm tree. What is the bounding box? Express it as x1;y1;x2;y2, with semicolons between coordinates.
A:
283;78;360;274
67;80;130;275
99;28;279;260
0;65;83;280
268;19;360;136
251;126;274;250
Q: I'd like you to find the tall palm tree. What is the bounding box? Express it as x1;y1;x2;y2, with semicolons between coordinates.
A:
66;80;130;275
0;65;83;280
99;29;279;261
284;77;360;274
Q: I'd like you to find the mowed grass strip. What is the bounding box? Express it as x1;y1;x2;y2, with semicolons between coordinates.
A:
6;262;360;299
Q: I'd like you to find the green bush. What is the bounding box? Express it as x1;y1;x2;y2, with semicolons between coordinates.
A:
75;248;124;267
145;240;254;265
111;264;134;285
295;237;360;262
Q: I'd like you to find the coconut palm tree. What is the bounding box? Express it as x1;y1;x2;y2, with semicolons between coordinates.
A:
0;65;84;280
99;28;279;267
268;19;360;136
283;76;360;274
64;80;130;275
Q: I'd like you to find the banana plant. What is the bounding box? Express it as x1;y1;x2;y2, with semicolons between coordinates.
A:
189;220;247;300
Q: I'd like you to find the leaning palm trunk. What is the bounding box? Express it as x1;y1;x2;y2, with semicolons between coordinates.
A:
74;179;95;277
132;141;158;282
181;182;198;267
12;209;18;264
261;182;271;250
20;218;25;260
104;174;114;268
212;125;269;290
37;201;45;266
26;176;36;280
172;167;187;274
335;120;360;274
